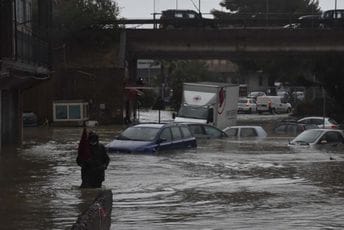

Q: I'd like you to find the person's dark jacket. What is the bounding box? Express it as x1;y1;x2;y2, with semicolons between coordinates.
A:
77;142;110;188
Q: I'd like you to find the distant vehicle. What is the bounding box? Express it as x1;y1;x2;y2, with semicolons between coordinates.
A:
223;126;267;139
256;96;292;114
272;122;318;136
159;9;216;29
237;97;257;114
23;112;38;127
298;14;321;28
247;91;266;100
292;91;305;101
183;123;228;139
106;123;196;153
174;82;239;130
288;129;344;147
320;9;344;28
277;90;291;102
297;116;338;129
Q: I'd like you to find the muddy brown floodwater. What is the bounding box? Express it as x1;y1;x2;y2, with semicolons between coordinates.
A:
1;112;344;229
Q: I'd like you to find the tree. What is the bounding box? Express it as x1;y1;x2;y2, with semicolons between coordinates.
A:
216;0;320;15
312;54;344;121
155;61;215;110
53;0;119;43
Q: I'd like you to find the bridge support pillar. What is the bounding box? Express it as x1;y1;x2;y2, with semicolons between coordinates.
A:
1;89;22;149
127;58;137;82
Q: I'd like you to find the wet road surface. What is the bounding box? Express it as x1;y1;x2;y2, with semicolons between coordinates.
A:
1;112;344;229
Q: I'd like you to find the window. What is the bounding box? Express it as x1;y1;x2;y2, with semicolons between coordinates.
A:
69;105;81;119
175;13;183;18
286;124;298;134
274;125;286;133
321;132;344;143
55;105;67;119
188;13;196;19
240;128;257;137
160;128;172;142
188;124;204;135
171;127;182;140
312;119;324;126
180;126;192;138
53;102;89;121
225;128;238;137
204;126;224;138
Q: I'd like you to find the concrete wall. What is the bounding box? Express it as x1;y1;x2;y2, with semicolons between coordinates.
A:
71;190;113;230
1;89;22;146
23;68;125;125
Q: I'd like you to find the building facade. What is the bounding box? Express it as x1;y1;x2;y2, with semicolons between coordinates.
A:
0;0;52;149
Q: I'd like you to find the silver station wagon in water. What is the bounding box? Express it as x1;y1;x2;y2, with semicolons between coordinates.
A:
289;129;344;147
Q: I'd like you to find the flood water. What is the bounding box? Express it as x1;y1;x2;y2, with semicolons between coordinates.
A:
1;111;344;229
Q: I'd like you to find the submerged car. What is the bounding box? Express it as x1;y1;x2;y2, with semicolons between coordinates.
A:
159;9;216;29
289;129;344;147
223;126;267;139
297;116;338;129
106;123;196;153
272;122;318;136
183;123;228;139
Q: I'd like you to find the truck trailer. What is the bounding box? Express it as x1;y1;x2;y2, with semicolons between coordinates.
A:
174;82;239;130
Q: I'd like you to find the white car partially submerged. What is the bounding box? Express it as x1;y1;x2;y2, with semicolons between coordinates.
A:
223;126;267;139
297;116;338;129
288;129;344;147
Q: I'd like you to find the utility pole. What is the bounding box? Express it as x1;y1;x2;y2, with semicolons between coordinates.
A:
199;0;201;13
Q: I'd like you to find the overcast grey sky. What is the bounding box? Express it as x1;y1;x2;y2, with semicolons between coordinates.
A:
116;0;343;18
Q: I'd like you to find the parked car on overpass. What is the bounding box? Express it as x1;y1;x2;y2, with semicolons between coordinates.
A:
320;9;344;28
159;9;216;29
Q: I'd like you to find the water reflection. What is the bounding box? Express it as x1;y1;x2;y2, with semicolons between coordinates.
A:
0;123;343;229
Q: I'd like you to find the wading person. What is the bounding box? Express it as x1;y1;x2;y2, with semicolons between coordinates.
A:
77;129;110;188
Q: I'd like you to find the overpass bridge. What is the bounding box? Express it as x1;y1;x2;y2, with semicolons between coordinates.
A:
119;28;344;80
119;27;344;122
123;28;344;58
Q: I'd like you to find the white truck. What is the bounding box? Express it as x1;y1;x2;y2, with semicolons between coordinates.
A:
174;82;239;130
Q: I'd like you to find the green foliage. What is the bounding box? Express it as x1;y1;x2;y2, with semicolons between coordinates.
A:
217;0;320;15
53;0;119;43
158;60;216;110
313;54;344;121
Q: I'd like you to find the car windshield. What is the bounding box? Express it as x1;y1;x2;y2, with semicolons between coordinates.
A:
178;105;209;119
238;99;248;103
118;127;160;141
328;118;338;125
292;129;323;144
